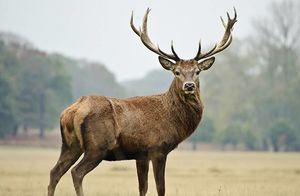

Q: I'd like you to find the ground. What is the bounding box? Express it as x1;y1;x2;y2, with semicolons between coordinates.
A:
0;146;300;196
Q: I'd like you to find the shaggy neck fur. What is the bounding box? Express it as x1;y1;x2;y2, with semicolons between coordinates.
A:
164;77;203;139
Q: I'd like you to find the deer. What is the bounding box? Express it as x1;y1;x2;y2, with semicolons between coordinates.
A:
47;8;237;196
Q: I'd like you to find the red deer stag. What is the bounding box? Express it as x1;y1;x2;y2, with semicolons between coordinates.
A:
48;8;237;196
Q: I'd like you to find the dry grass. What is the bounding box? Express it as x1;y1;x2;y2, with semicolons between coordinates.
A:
0;146;300;196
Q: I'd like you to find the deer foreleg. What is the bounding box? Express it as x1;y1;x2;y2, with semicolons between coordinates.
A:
152;155;167;196
136;160;150;196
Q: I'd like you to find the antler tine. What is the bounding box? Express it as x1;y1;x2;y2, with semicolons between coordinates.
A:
140;8;161;55
226;12;231;20
220;16;226;28
158;41;180;61
171;41;180;60
233;7;237;21
130;11;141;36
131;8;180;61
195;40;202;59
194;8;237;61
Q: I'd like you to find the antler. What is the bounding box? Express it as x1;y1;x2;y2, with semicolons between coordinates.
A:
130;8;180;61
194;8;237;61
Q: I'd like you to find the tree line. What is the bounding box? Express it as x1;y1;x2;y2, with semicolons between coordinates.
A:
190;0;300;151
0;33;125;138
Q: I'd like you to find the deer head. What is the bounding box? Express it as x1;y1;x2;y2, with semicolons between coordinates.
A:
131;8;237;94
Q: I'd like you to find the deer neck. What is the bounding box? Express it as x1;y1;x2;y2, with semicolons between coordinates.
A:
164;78;203;139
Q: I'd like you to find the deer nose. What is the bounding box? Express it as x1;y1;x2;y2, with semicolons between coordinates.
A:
184;82;195;91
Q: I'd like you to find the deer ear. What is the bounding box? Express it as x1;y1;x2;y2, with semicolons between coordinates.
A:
159;56;175;70
198;57;215;71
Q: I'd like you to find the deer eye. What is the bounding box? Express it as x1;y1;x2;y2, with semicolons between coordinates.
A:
196;70;200;75
175;71;180;76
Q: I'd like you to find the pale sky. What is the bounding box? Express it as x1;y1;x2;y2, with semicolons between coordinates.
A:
0;0;276;81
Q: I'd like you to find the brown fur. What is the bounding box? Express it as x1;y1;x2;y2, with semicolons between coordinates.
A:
63;77;203;158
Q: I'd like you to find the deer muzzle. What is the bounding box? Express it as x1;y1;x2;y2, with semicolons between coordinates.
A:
183;82;196;94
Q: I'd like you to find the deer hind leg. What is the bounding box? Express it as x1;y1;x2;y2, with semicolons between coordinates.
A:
48;143;82;196
71;150;105;196
136;160;150;196
152;155;167;196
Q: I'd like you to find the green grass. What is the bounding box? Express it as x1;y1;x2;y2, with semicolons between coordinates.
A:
0;146;300;196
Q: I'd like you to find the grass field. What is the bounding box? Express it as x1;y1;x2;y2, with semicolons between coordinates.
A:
0;146;300;196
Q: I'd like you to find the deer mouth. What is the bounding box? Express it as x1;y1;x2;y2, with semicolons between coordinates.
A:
184;90;195;94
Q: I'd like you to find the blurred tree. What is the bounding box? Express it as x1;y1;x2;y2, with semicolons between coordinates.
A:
216;125;242;149
123;69;173;96
268;120;296;151
201;39;260;149
202;39;255;128
189;117;216;150
249;0;300;150
0;40;19;137
215;124;257;150
0;68;17;137
16;49;72;138
52;55;127;99
240;126;257;151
